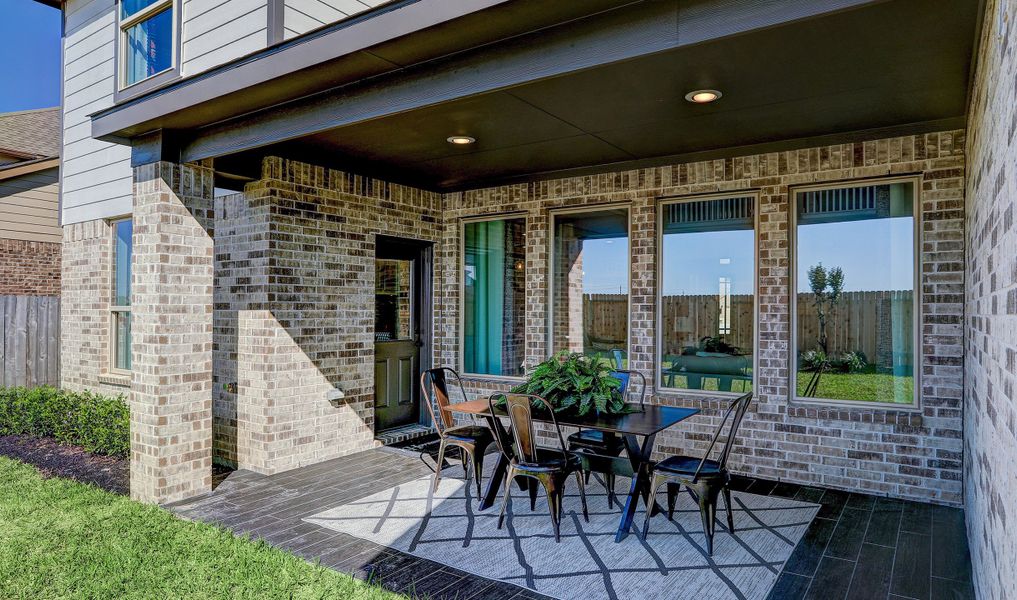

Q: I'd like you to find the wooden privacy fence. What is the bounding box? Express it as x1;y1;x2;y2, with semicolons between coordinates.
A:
0;296;60;388
584;290;913;363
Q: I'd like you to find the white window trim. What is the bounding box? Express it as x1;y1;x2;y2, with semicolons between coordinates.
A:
116;0;180;98
457;212;528;381
789;175;923;411
655;191;760;398
109;218;132;376
546;203;633;369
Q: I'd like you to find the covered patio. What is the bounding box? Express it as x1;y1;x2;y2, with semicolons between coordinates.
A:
85;0;1009;598
168;444;974;600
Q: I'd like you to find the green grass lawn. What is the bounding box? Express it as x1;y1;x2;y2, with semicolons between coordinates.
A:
795;367;914;404
0;457;403;599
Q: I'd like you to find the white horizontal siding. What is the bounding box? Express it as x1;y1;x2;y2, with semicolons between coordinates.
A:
61;0;133;225
181;0;268;76
282;0;387;39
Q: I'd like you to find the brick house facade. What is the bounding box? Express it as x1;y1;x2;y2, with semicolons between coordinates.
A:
62;129;965;507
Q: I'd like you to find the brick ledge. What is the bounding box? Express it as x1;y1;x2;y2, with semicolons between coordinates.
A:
97;373;131;387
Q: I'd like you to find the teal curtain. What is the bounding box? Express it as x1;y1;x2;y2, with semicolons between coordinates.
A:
464;221;505;374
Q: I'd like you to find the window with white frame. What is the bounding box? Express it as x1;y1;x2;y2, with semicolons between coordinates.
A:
793;178;919;406
119;0;175;89
549;206;630;368
111;219;132;373
658;194;756;393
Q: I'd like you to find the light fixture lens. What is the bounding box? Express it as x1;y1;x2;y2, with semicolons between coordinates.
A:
447;135;476;145
685;89;722;104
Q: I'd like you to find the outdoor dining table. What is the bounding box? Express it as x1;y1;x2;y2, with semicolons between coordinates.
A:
444;399;699;542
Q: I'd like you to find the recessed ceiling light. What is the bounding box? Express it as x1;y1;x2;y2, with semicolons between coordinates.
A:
447;135;476;145
685;89;722;104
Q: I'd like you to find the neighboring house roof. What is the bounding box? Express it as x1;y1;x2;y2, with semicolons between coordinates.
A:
0;107;61;161
0;107;61;180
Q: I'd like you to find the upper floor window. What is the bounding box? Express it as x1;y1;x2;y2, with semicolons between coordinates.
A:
119;0;175;88
549;206;630;368
111;219;133;373
792;178;919;406
659;194;756;394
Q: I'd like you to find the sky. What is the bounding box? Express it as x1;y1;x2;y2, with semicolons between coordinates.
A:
0;1;62;113
582;216;914;296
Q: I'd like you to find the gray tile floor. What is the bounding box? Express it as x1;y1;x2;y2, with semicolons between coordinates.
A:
168;447;974;600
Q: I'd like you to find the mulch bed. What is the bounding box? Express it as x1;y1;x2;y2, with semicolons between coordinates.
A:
0;435;129;495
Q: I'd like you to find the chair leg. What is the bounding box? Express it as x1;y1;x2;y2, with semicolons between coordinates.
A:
584;470;591;485
541;475;562;543
574;469;590;522
694;483;721;556
528;479;539;511
723;486;734;533
433;438;447;492
666;482;680;520
606;473;616;506
470;441;488;500
641;474;667;540
497;467;515;530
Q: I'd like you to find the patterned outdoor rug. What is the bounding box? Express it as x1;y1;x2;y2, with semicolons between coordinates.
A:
307;461;819;600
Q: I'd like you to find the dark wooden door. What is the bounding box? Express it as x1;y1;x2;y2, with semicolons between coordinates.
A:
374;248;424;431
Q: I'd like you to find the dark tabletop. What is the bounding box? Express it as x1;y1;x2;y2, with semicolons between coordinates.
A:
447;400;699;437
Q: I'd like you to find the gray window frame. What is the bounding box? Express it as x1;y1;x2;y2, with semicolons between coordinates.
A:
789;175;923;410
109;217;132;375
114;0;182;103
655;191;760;398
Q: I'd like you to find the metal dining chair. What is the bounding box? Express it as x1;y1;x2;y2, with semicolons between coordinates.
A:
640;391;753;555
489;393;589;543
420;367;495;498
567;369;646;504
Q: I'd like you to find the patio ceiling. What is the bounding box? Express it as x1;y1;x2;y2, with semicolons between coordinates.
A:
214;0;977;190
101;0;981;191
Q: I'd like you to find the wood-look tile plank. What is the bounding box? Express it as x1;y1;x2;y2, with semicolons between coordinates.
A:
892;531;932;600
846;543;894;600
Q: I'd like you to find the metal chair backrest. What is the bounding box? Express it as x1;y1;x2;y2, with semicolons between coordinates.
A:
611;369;647;406
489;393;569;467
691;392;753;481
419;367;466;434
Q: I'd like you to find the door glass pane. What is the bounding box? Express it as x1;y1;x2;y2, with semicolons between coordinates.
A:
113;312;132;371
375;259;412;341
113;220;132;306
795;181;916;404
551;208;629;367
124;8;173;86
463;218;526;376
660;196;754;392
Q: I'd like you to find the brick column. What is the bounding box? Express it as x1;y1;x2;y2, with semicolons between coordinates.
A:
130;162;214;504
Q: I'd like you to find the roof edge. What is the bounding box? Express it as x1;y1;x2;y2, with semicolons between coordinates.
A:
0;157;60;181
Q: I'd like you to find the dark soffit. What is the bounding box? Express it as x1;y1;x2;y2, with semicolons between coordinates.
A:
215;0;978;191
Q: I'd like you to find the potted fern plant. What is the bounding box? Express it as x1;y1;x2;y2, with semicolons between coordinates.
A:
503;350;632;416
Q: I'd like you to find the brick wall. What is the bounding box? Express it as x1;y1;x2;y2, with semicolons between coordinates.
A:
129;161;214;503
963;0;1017;598
439;130;966;506
61;219;132;396
225;157;443;474
0;239;61;296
